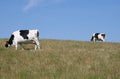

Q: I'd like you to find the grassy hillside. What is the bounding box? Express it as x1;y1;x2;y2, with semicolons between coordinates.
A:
0;39;120;79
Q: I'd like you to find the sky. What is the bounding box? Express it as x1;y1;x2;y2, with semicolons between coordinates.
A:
0;0;120;42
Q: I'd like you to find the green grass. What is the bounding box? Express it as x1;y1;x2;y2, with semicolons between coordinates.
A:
0;39;120;79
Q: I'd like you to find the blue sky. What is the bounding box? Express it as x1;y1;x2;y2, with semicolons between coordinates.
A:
0;0;120;42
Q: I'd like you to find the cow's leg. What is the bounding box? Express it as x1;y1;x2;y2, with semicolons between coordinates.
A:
19;43;24;50
35;44;37;50
103;39;105;42
101;38;105;42
91;36;93;41
34;39;40;50
93;38;96;42
36;41;40;50
15;42;18;50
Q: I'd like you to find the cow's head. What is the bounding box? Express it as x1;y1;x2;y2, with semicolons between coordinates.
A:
5;41;11;48
5;34;14;48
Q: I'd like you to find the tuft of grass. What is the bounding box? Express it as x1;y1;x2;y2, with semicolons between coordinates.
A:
0;39;120;79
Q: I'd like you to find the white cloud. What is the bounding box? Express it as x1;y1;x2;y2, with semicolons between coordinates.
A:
23;0;64;11
23;0;40;11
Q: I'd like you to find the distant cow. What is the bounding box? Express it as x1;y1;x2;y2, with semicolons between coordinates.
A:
5;29;40;50
91;33;105;42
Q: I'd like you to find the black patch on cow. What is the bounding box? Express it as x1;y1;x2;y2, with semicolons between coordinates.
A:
94;33;100;39
20;30;29;39
5;34;14;47
37;31;39;37
8;34;14;45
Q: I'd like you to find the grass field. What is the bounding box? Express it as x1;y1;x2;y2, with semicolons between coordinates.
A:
0;39;120;79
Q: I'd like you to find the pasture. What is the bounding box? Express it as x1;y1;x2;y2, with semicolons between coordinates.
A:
0;39;120;79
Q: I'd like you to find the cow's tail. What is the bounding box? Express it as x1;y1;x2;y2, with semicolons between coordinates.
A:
102;34;105;39
34;30;39;39
37;30;39;38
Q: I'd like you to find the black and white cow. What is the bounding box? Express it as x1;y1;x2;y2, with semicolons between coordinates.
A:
5;30;40;50
91;33;105;42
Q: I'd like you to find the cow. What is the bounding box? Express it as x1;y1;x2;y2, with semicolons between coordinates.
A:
91;33;105;42
5;29;40;50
